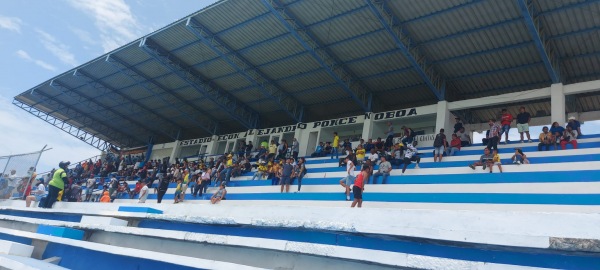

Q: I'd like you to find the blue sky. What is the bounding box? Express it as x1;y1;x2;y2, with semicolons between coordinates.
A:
0;0;215;173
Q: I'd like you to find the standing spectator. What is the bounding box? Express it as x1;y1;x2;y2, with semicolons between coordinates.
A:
433;129;447;162
561;125;579;150
516;107;532;143
223;155;234;186
67;181;82;202
138;182;149;203
270;161;281;186
351;164;369;208
26;178;45;207
511;148;530;164
487;119;501;152
156;174;170;204
291;138;299;161
42;161;69;209
294;157;306;193
491;149;503;173
453;117;463;134
500;109;513;144
550;122;565;150
268;140;277;160
371;156;392;184
277;139;288;160
401;126;415;146
211;182;227;204
446;133;462;156
385;122;394;151
339;156;356;201
331;132;340;160
174;179;183;204
85;176;96;202
245;141;253;158
401;141;421;174
280;158;293;193
567;116;582;138
538;126;553;151
130;179;143;199
456;127;471;147
468;148;494;171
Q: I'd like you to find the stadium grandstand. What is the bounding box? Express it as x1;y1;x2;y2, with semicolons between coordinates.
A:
2;0;600;269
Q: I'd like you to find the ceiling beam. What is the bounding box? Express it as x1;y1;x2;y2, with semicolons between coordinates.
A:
366;0;446;101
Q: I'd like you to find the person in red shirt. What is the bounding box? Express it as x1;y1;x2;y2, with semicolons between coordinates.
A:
446;134;462;156
500;109;513;144
351;164;370;208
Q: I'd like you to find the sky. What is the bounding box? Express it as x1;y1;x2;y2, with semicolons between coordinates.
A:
0;0;216;174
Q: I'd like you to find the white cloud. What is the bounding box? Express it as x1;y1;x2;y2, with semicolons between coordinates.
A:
70;27;95;45
35;29;78;67
15;50;57;71
67;0;143;53
0;95;100;174
0;15;22;33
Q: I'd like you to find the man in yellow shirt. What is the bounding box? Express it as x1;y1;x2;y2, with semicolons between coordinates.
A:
331;132;339;160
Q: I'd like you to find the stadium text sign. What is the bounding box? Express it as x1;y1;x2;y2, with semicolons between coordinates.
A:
179;137;212;146
308;116;358;129
247;124;298;135
365;108;417;121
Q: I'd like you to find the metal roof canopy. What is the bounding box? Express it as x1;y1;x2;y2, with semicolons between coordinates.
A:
13;0;600;151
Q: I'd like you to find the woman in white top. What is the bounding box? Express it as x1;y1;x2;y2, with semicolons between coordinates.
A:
26;178;46;207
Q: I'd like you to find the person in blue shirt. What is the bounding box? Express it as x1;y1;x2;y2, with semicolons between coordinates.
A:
311;142;324;157
567;116;582;138
549;122;565;150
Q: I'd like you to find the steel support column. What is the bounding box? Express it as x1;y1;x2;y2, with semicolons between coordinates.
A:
186;17;304;123
105;55;219;135
517;0;561;83
261;0;376;112
366;0;446;101
139;37;260;129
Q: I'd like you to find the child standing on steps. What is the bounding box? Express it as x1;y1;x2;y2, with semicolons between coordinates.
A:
174;179;182;203
491;149;503;173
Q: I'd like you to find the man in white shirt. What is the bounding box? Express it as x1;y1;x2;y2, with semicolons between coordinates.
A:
138;182;150;203
369;149;379;165
339;156;355;201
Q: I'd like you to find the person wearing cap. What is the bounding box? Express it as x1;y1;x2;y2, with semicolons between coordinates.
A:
42;161;70;208
26;178;46;207
567;116;582;138
211;182;227;204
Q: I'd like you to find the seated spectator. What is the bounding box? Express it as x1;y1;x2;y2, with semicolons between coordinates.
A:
482;130;490;145
355;144;366;163
257;145;267;160
323;142;333;156
311;142;325;157
401;141;420;174
446;133;462;156
67;181;82;202
549;122;565;150
538;126;553;151
356;139;365;151
456;127;471;147
364;139;374;152
567;116;582;138
468;148;494;171
453;118;463;134
341;139;351;152
390;143;404;168
211;182;227;204
511;148;530;164
252;161;268;180
561;125;578;150
26;178;45;207
401;126;415;146
374;137;385;153
372;156;392;184
368;149;379;165
130;179;143;199
491;149;503;173
99;191;111;203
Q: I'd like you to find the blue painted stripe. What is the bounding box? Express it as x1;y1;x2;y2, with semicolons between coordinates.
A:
148;192;600;205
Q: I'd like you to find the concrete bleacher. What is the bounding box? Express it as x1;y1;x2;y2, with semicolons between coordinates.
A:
1;135;599;269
